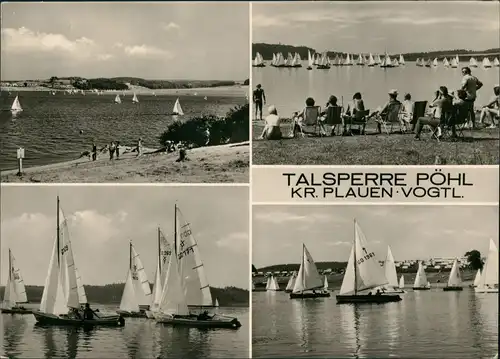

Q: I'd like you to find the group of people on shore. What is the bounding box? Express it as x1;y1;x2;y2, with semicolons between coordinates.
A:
256;67;499;141
87;138;143;161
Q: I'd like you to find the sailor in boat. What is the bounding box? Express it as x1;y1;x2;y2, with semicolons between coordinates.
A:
369;89;402;133
83;303;96;320
253;84;266;121
461;66;483;129
197;310;214;321
414;86;453;140
479;85;500;128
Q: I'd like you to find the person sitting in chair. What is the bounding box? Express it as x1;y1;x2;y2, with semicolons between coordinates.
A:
369;89;402;133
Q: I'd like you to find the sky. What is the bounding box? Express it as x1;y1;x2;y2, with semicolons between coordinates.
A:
1;2;249;81
253;2;500;54
253;205;498;268
1;185;249;289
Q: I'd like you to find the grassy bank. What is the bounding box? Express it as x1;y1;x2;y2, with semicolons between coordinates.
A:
1;142;249;183
0;284;249;307
253;119;499;165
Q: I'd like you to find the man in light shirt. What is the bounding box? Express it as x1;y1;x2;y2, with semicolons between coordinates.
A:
461;67;483;128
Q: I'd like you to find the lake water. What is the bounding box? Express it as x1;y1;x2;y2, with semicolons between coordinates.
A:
252;290;498;358
252;61;500;118
2;304;249;358
0;91;247;171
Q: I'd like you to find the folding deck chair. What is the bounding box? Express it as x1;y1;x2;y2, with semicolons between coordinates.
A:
324;106;342;135
377;103;403;134
442;104;469;139
347;110;370;135
409;101;427;132
299;106;322;136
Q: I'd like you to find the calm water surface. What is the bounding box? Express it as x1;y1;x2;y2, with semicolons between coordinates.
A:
0;91;247;170
253;61;500;117
252;289;498;358
3;304;249;358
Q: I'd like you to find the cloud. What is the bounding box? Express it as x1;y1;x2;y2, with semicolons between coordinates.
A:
123;44;172;58
253;14;288;28
97;54;113;61
162;22;180;31
1;27;95;54
216;232;248;253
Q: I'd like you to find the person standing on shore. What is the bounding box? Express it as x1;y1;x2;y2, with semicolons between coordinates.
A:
461;66;483;128
109;141;116;160
92;142;97;161
115;141;120;159
253;84;266;121
136;138;143;157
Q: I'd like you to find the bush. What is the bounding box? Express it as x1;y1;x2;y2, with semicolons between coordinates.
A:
159;103;249;148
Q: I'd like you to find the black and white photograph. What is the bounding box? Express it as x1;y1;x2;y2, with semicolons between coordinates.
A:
0;185;249;358
252;1;500;165
0;2;250;183
252;205;498;358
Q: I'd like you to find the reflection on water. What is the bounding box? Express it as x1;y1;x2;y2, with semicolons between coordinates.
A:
2;307;249;358
0;92;247;170
253;63;500;116
253;290;498;358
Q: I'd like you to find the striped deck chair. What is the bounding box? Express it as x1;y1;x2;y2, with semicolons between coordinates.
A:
299;106;322;136
378;103;403;134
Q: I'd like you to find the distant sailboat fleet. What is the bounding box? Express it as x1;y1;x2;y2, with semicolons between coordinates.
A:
254;51;500;70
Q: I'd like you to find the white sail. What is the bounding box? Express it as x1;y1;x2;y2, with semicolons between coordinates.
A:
132;93;139;103
368;53;376;66
11;96;22;112
158;254;189;316
344;54;352;66
173;98;184;115
376;54;382;64
392;58;399;67
476;239;499;292
292;244;323;293
357;54;364;65
473;269;482;287
399;54;405;65
176;206;213;306
114;94;121;104
151;230;172;310
285;273;296;291
413;262;429;288
151;262;163;310
384;246;399;288
75;268;87;304
399;275;405;289
323;275;329;291
469;57;478;67
483;58;492;68
119;270;139;312
432;58;438;67
339;221;389;295
131;245;152;306
447;259;462;287
307;51;313;67
493;58;500;66
443;58;450;67
266;275;279;291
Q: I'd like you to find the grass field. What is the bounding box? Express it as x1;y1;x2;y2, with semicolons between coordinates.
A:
253;119;499;165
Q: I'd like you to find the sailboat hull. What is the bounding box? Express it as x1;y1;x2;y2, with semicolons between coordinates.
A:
306;67;312;70
412;287;431;290
336;294;402;304
33;311;125;327
443;286;463;291
252;64;266;68
1;307;32;315
156;314;241;329
474;287;499;293
290;292;331;299
116;309;148;318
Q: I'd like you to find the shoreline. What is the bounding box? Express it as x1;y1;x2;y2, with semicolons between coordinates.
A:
1;142;249;183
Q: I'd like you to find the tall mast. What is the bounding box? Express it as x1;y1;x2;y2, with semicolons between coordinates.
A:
57;196;60;267
129;241;132;270
8;248;12;281
174;204;177;256
302;243;305;291
157;227;161;271
353;219;357;296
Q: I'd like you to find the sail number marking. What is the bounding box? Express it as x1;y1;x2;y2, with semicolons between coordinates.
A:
356;251;375;265
61;245;69;255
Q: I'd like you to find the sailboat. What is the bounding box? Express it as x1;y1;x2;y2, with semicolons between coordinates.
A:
307;51;314;70
399;54;405;65
132;93;139;103
291;53;302;68
1;249;30;314
154;204;241;329
75;268;87;305
172;98;184;115
114;94;121;104
336;221;402;304
356;54;364;66
285;272;296;293
382;246;405;293
425;59;432;68
367;53;376;67
11;96;22;113
474;239;499;293
380;53;395;68
145;228;172;319
290;244;330;299
469;57;478;67
266;275;280;291
450;55;459;68
253;52;265;67
432;58;439;67
317;52;331;69
344;53;353;66
443;58;450;67
443;258;463;291
32;197;124;327
399;275;405;289
471;269;482;288
482;58;492;68
116;242;152;317
412;262;431;290
493;57;500;67
323;275;329;292
375;54;382;64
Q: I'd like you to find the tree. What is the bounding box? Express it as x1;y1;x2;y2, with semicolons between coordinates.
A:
465;250;483;270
